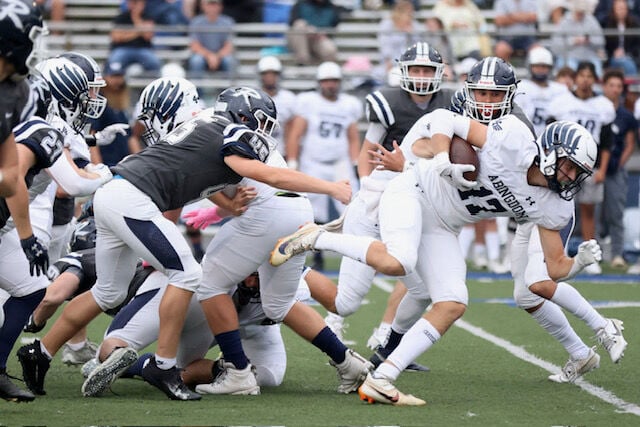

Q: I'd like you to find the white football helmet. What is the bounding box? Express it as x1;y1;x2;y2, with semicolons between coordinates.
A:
58;52;106;119
396;42;444;95
527;46;554;82
257;56;282;73
36;57;90;133
138;77;202;145
536;121;597;200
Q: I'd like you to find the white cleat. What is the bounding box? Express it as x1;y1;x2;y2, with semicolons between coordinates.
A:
82;347;138;397
596;318;627;363
330;349;373;394
270;223;323;266
195;361;260;395
358;372;426;406
61;340;99;366
548;347;600;383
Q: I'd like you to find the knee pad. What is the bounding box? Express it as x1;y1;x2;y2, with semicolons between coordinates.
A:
255;364;286;387
513;282;545;310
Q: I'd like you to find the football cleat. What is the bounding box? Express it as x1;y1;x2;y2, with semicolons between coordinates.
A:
82;347;138;397
0;370;35;403
270;223;323;266
330;349;373;394
358;372;426;406
596;318;627;363
142;357;201;401
17;341;50;395
195;361;260;395
23;314;46;333
369;346;430;373
81;358;99;378
548;346;600;383
61;340;99;366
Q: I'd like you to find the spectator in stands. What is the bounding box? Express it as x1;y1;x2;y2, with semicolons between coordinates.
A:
35;0;65;30
600;68;637;268
550;0;606;77
595;0;640;25
287;0;342;65
377;1;421;78
120;0;188;26
433;0;489;61
222;0;263;22
492;0;538;62
91;62;137;167
424;16;454;71
603;0;640;77
108;0;162;75
187;0;236;75
538;0;570;26
555;65;576;89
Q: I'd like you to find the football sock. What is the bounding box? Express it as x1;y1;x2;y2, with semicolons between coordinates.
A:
457;226;475;259
383;329;403;351
123;352;152;378
0;289;45;367
215;330;248;369
154;355;176;370
530;301;590;360
551;282;607;331
311;326;348;364
66;340;86;351
485;231;501;261
40;341;52;359
382;318;440;382
315;232;375;264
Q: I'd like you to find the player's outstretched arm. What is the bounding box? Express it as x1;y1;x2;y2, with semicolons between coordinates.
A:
539;226;602;281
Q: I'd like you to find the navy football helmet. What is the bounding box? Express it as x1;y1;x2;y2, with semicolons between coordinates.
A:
214;86;278;137
397;42;444;95
0;0;46;80
70;217;97;252
138;77;202;146
536;121;596;201
58;52;106;119
463;57;518;123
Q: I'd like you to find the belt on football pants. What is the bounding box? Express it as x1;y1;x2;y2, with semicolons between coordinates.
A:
275;191;301;198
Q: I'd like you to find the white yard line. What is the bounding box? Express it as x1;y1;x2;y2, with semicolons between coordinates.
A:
370;277;640;416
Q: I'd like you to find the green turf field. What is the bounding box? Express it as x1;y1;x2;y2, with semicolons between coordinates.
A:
2;271;639;426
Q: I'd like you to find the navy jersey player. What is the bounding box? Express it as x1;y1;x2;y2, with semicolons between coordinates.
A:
19;86;351;401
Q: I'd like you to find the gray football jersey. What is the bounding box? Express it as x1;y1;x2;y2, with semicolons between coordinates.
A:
113;115;262;212
0;79;29;144
365;87;455;152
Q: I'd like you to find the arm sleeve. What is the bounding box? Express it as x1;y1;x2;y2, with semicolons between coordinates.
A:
46;155;105;196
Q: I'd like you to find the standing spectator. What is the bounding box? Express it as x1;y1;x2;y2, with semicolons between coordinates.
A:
257;56;297;156
550;0;606;77
600;68;637;268
188;0;236;75
424;17;454;72
108;0;162;75
555;65;576;90
433;0;488;61
492;0;538;62
287;0;342;65
377;1;421;77
285;62;362;269
548;61;616;274
538;0;570;26
91;62;137;167
603;0;640;77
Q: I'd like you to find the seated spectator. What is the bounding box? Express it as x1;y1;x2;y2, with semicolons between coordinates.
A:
108;0;162;74
433;0;488;61
492;0;538;62
424;16;454;68
287;0;342;65
538;0;570;26
550;0;605;77
188;0;236;75
377;1;421;77
595;0;640;26
120;0;188;26
603;0;640;76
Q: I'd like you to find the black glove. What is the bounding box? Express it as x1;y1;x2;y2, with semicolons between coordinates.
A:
23;314;46;333
20;234;49;276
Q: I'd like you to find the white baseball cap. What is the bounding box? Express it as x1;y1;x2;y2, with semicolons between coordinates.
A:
316;61;342;80
257;56;282;73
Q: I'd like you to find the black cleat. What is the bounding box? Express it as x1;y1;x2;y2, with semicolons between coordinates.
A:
142;357;201;401
369;346;430;373
17;340;50;395
23;314;46;333
0;370;35;403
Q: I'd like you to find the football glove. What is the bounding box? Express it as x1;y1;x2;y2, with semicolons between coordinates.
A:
20;234;49;276
432;151;477;191
95;123;130;146
575;239;602;267
183;207;223;230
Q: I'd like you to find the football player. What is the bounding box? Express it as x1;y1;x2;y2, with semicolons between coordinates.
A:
270;113;607;405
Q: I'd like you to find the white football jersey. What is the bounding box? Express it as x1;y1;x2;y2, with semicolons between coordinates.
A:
547;92;615;144
270;88;297;155
515;79;569;137
415;114;574;231
295;91;363;164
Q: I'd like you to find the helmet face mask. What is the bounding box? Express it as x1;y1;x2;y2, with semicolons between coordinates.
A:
397;42;444;95
138;77;202;146
536;121;596;200
70;217;96;252
463;57;517;123
215;86;279;137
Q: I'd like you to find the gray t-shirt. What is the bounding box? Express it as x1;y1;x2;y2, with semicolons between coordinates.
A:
189;14;235;52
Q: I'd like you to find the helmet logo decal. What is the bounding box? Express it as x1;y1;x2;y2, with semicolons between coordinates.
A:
0;0;31;30
231;87;262;106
